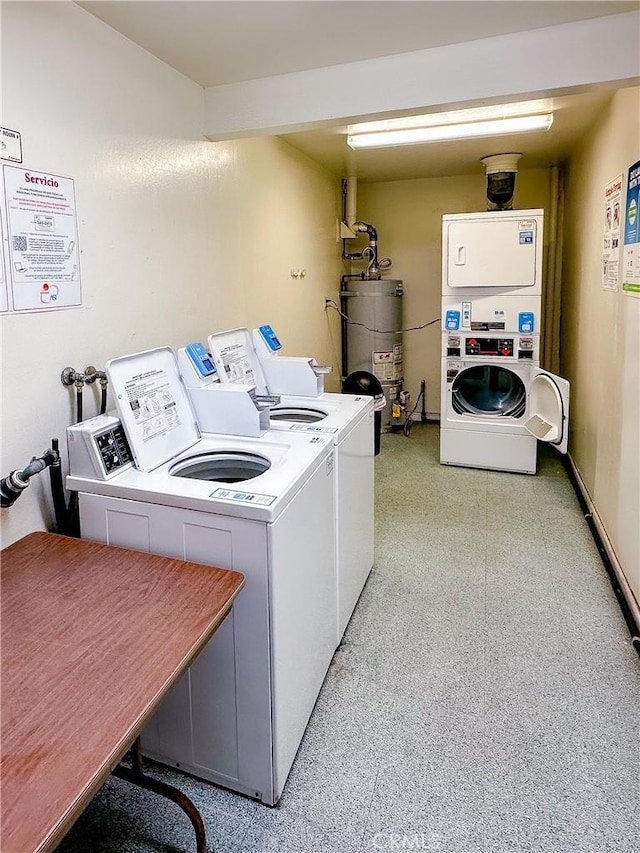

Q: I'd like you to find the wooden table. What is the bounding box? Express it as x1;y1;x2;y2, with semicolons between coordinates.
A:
0;531;245;853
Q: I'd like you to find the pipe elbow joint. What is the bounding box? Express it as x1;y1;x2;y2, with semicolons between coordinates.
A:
353;221;378;242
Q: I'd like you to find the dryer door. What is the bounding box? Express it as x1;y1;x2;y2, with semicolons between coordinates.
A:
524;368;570;453
451;364;527;418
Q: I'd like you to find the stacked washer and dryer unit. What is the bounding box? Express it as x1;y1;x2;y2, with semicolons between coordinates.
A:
440;209;570;474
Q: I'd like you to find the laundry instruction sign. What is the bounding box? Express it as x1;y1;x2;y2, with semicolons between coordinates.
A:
2;164;82;311
622;159;640;297
602;174;623;291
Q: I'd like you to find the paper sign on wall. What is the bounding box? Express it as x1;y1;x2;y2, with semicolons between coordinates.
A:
622;159;640;297
0;127;22;164
602;174;623;291
2;164;82;311
0;208;8;312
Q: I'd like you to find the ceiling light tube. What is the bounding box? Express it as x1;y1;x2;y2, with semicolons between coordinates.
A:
347;99;553;135
347;114;553;149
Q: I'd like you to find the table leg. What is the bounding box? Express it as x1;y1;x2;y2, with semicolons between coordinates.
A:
113;737;208;853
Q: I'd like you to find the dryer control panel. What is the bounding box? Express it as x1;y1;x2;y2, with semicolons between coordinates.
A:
445;333;538;361
465;337;514;357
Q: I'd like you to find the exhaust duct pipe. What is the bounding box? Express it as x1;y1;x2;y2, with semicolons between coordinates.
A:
481;152;522;211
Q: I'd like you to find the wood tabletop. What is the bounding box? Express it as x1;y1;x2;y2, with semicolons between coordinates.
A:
0;531;244;853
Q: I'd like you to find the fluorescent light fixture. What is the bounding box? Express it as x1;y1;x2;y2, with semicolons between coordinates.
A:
347;99;553;135
346;100;554;149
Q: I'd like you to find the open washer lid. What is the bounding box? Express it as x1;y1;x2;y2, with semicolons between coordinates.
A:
207;327;269;395
106;347;200;472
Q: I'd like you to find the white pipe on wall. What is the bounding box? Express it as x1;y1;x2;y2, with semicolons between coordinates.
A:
547;165;564;374
346;176;358;229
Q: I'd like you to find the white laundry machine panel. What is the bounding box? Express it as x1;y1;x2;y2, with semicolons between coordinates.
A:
66;347;338;805
206;328;375;645
442;331;540;363
442;209;544;297
441;294;541;335
262;395;375;643
440;342;569;474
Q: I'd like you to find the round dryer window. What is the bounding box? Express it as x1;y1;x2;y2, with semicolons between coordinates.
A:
170;451;271;483
269;406;327;423
452;366;526;418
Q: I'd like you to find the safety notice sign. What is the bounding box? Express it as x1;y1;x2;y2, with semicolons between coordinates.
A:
3;164;82;311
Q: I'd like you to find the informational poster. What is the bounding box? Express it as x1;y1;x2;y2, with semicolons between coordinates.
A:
602;174;623;291
0;211;9;312
3;164;81;312
622;159;640;297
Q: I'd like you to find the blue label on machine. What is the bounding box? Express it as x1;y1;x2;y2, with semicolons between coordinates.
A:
519;230;534;245
445;310;461;331
518;312;535;333
186;342;217;378
258;324;282;352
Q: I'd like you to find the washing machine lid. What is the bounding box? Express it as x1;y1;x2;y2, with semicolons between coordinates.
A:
207;328;269;395
524;367;570;454
106;347;200;472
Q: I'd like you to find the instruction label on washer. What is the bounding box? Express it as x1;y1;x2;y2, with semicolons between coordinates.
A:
217;342;256;384
288;424;338;434
124;369;181;443
210;488;276;506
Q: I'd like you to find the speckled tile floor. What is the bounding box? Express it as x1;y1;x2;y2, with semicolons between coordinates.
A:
56;424;640;853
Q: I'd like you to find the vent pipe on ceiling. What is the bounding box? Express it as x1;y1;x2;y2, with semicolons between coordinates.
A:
481;152;522;211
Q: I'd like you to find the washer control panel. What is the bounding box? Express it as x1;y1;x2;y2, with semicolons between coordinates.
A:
67;414;134;480
95;423;133;473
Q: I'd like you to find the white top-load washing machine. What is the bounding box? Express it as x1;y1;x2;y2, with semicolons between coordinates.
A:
202;326;375;644
66;347;337;805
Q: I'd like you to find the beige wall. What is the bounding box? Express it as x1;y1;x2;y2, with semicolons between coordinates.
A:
228;136;343;376
0;2;342;546
356;171;551;415
562;87;640;607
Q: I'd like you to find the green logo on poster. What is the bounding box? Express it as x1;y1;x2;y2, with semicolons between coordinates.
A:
629;197;638;225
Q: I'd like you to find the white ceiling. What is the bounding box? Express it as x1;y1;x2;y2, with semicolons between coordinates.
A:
77;1;638;89
75;1;638;182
